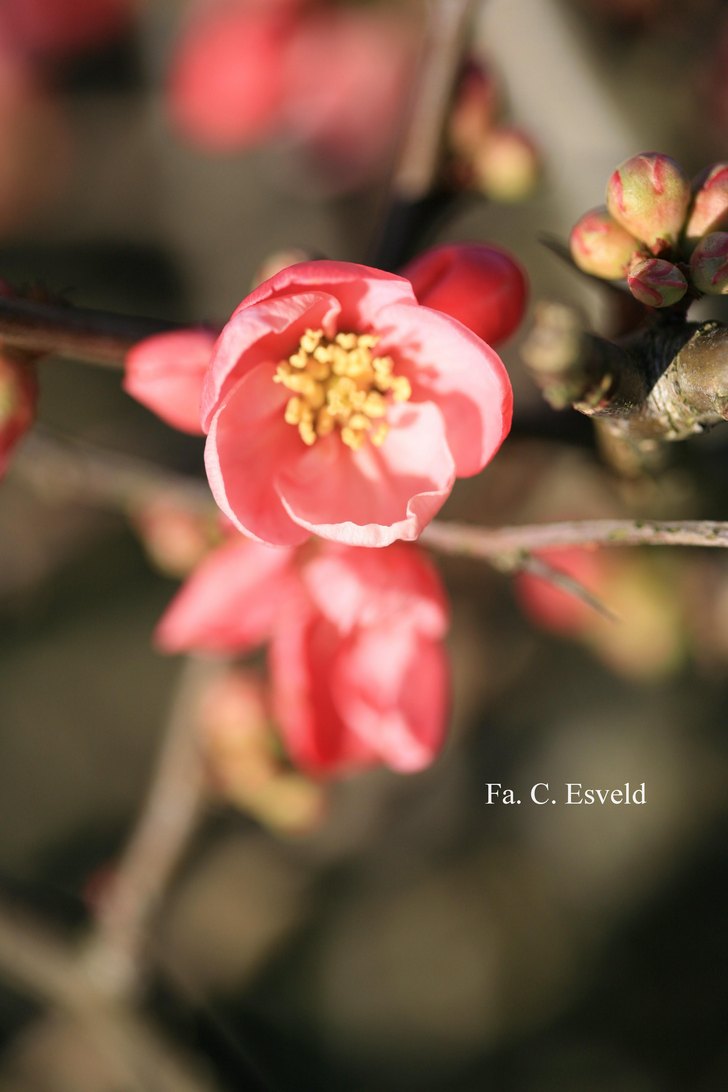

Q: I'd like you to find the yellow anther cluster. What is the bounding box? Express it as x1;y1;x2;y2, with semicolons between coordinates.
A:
274;328;412;451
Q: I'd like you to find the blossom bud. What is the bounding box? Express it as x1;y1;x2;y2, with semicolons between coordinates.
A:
689;232;728;295
252;248;312;289
606;152;690;254
474;127;540;202
130;498;219;578
627;257;687;307
400;242;527;346
200;669;326;834
0;353;38;478
685;164;728;245
569;206;643;279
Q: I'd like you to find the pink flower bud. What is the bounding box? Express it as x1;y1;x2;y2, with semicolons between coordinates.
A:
627;257;687;307
689;232;728;295
606;152;690;254
400;242;527;346
0;353;37;478
474;127;540;203
685;165;728;245
252;248;312;289
130;498;219;578
569;206;644;279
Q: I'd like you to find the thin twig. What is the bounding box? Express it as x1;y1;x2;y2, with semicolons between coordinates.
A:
82;657;218;1001
514;553;618;622
17;429;213;515
15;433;728;557
421;518;728;555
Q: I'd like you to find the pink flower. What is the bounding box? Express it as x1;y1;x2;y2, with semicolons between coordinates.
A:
168;0;297;151
400;242;528;346
0;352;38;478
166;0;417;185
157;536;450;776
203;260;512;547
281;5;417;189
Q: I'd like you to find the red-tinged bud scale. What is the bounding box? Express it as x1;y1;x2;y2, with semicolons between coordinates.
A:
689;232;728;295
627;257;688;308
0;354;38;478
606;152;690;255
685;165;728;245
401;242;527;346
569;206;643;279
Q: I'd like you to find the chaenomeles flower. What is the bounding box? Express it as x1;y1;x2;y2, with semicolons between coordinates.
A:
123;260;512;548
167;0;417;187
157;535;450;777
202;261;512;548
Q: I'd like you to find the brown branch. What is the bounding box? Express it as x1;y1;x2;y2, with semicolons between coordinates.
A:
521;304;728;453
0;295;194;366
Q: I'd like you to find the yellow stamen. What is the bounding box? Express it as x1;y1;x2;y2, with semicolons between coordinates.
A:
275;328;411;450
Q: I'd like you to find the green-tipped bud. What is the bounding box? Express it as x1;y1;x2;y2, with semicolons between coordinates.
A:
689;232;728;294
474;127;540;203
569;206;643;279
627;257;688;308
606;152;690;255
684;164;728;245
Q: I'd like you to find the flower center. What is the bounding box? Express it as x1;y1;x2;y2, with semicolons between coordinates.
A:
274;328;411;451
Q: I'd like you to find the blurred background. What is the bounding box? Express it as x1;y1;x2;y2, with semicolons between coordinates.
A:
1;0;728;1088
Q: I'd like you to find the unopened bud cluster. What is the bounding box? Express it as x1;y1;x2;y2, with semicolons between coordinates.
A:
447;59;540;203
569;152;728;308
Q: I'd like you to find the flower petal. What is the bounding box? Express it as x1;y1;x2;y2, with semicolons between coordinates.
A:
270;610;378;775
235;260;417;332
275;401;456;546
332;624;449;772
156;537;297;654
124;329;216;434
375;300;513;477
201;290;341;430
300;542;448;637
205;361;311;547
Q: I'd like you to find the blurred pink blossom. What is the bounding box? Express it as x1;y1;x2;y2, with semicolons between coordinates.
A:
158;535;450;776
167;0;418;185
